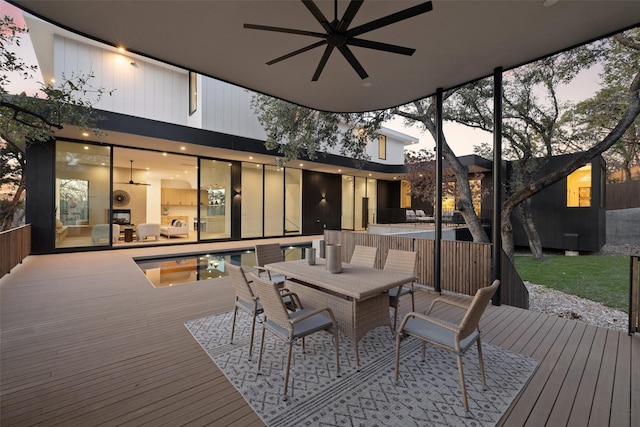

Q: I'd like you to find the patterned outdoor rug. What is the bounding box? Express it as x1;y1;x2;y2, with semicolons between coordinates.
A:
185;312;537;427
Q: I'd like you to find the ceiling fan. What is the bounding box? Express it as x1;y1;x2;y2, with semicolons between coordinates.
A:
115;160;150;186
244;0;433;81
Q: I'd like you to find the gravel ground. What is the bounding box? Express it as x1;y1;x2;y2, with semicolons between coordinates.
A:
522;243;638;333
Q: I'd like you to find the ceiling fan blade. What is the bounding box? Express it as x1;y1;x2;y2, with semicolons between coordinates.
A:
348;38;415;56
301;0;334;32
244;23;326;39
312;45;335;81
347;1;433;38
337;45;368;80
337;0;364;32
267;40;327;65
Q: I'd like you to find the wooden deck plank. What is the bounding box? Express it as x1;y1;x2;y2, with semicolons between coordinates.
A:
566;327;609;426
545;325;597;426
523;321;588;426
1;240;636;427
630;334;640;426
609;332;632;427
588;329;621;426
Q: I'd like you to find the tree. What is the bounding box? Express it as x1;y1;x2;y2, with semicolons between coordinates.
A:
250;94;385;165
390;96;491;243
0;15;110;230
562;31;640;182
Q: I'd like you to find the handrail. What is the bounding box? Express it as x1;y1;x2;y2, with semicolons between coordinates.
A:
0;224;31;278
630;256;639;335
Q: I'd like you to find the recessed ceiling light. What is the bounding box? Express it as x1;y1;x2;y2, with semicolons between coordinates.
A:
83;146;89;149
363;82;372;88
118;47;126;53
162;152;167;156
338;169;342;172
299;163;304;167
180;146;186;150
542;0;559;6
249;156;253;160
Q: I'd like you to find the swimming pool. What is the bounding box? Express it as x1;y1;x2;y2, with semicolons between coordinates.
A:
134;245;307;287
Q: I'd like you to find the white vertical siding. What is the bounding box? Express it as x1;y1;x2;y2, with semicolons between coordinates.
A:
201;78;267;141
53;35;188;126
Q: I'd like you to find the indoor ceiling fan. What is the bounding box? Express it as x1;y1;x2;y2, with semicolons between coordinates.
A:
244;0;433;81
115;160;150;186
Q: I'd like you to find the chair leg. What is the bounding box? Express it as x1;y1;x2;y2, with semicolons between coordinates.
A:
477;339;486;386
333;329;341;377
230;306;238;344
354;339;361;368
394;333;402;382
257;325;266;373
410;288;415;312
248;311;257;359
283;342;294;398
421;342;426;361
457;354;469;412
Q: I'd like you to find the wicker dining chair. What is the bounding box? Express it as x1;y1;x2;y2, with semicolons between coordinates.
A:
250;272;340;399
394;280;500;412
349;245;378;269
226;262;263;359
384;249;417;332
254;243;286;286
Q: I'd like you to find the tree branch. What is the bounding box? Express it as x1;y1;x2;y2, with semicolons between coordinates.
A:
1;101;63;129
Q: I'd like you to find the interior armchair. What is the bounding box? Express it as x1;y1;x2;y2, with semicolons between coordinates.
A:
136;223;160;241
394;280;500;412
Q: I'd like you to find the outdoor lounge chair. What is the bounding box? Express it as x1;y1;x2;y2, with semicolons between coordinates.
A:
384;249;417;332
415;209;433;222
405;209;416;223
394;279;500;412
250;272;340;399
254;243;286;285
349;245;378;269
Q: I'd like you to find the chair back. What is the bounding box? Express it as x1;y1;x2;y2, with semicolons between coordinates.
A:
350;245;378;269
249;273;292;331
255;243;284;267
458;280;500;340
383;249;417;276
226;262;256;304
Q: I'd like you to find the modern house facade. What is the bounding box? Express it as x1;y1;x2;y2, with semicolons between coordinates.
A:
22;14;417;254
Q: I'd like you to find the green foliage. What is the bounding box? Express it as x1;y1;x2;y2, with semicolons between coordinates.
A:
514;254;629;311
250;93;388;164
0;14;111;230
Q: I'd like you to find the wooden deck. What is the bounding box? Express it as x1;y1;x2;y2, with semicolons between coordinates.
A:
1;237;638;426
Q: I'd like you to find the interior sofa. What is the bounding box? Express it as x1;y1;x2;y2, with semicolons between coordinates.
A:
160;219;189;238
136;223;161;241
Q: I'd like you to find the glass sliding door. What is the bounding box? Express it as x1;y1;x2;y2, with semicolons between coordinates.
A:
342;175;354;230
55;141;111;248
241;162;263;238
285;168;302;235
354;177;367;231
367;178;377;226
264;165;284;236
200;159;231;239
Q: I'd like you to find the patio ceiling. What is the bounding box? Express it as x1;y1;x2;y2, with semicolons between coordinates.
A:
10;0;640;113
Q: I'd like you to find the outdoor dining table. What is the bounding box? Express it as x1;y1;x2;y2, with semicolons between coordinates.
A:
265;258;415;366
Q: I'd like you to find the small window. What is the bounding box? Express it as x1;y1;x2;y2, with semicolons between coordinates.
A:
189;71;197;115
378;135;386;160
567;164;592;207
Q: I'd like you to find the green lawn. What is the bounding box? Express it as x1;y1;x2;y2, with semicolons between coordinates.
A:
514;254;630;312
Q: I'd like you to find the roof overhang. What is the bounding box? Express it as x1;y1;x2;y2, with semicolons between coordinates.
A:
9;1;640;113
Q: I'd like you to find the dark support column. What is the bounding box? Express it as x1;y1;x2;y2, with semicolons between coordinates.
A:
434;89;444;294
492;67;503;306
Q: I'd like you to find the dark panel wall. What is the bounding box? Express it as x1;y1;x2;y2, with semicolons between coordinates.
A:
376;180;401;210
230;161;242;240
302;171;342;234
511;155;606;252
26;141;56;254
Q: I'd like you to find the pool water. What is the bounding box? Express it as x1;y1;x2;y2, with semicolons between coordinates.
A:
135;246;307;288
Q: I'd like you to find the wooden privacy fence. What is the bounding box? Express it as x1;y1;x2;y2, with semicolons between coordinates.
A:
0;224;31;278
324;230;529;309
607;180;640;210
630;256;639;335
